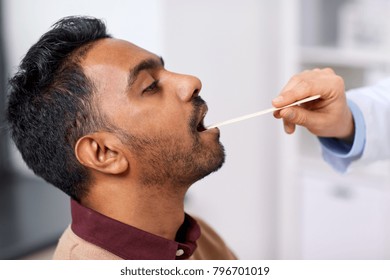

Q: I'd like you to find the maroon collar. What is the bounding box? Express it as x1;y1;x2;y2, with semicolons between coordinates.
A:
70;199;201;260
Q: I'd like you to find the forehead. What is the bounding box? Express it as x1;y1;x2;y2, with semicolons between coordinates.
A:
82;38;157;69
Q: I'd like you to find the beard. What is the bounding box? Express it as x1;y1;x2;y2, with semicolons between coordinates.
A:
117;97;225;188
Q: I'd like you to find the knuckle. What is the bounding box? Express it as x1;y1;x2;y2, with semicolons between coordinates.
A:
290;75;302;84
322;67;335;74
333;75;345;91
297;79;311;92
290;75;311;91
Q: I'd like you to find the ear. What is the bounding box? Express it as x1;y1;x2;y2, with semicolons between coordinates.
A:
74;132;129;175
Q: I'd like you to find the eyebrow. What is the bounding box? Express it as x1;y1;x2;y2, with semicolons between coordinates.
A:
127;56;165;89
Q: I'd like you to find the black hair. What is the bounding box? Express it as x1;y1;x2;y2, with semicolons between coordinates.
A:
7;16;111;200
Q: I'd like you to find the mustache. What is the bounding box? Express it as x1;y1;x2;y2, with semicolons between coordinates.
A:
192;95;206;109
189;96;206;129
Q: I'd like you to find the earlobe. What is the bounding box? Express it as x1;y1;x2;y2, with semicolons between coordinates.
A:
75;133;129;175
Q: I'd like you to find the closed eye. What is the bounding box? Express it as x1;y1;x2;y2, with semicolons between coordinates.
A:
142;80;160;94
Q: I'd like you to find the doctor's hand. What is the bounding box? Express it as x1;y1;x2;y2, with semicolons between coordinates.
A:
272;68;355;142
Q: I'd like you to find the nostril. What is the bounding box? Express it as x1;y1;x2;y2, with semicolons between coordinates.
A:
193;88;200;97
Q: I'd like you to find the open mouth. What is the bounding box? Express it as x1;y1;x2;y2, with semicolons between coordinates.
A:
196;107;208;132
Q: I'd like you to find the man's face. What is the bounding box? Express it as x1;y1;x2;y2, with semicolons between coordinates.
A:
82;38;225;187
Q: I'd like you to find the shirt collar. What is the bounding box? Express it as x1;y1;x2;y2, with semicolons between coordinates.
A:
70;199;200;260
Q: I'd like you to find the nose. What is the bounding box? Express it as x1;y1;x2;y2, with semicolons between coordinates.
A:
174;73;202;102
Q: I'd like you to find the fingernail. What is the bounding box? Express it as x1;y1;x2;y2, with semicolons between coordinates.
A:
272;96;284;104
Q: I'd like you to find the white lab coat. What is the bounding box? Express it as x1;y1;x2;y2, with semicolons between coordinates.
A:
321;78;390;172
346;78;390;166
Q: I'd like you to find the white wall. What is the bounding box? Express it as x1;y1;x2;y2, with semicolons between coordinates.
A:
3;0;292;259
3;0;164;55
162;0;286;259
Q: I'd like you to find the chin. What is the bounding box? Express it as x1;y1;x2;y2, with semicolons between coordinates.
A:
195;141;226;181
211;142;226;170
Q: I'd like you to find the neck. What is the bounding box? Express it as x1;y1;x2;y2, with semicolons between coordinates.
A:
82;179;189;241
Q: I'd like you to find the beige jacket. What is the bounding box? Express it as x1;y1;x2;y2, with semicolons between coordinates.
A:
53;217;236;260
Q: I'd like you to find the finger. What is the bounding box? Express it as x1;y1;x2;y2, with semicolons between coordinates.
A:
272;71;311;107
283;119;296;134
273;68;341;108
273;76;318;107
279;107;313;127
273;110;282;119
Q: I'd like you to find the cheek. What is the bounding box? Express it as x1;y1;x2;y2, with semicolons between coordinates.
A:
105;94;193;137
163;106;192;133
145;100;190;131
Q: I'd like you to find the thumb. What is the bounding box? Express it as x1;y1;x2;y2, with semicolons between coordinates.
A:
279;107;313;127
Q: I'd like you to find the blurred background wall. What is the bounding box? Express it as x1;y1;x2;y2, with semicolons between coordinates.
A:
2;0;390;260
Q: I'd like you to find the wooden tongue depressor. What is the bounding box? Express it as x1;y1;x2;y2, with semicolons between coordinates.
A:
207;94;321;129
